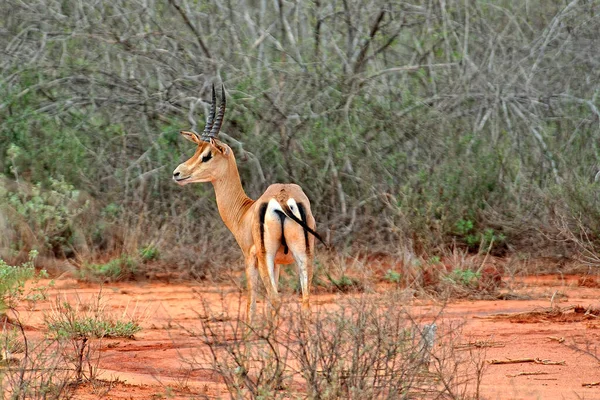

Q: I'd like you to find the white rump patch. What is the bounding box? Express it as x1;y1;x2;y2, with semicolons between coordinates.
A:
267;198;283;214
286;198;302;219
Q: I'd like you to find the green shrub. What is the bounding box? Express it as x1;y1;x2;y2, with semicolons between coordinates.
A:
0;0;597;267
0;251;46;314
44;294;142;340
455;219;506;252
139;245;160;262
46;308;141;339
80;255;138;282
0;175;89;256
384;269;402;284
326;273;363;293
444;269;481;289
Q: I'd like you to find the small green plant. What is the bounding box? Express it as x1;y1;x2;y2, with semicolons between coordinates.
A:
45;293;142;340
0;327;25;363
43;292;142;383
46;311;141;339
139;245;160;262
455;219;505;252
481;228;506;250
0;250;47;314
455;219;474;236
384;269;402;284
444;269;481;289
80;255;138;282
428;256;441;265
325;272;363;293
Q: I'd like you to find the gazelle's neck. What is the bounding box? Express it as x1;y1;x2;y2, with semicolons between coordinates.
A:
211;155;254;235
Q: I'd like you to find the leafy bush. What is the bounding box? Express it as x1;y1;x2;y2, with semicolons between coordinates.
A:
444;269;481;289
0;0;598;268
43;291;143;383
0;175;89;257
80;255;139;282
45;300;141;340
455;219;506;253
139;245;160;262
384;269;402;284
0;250;46;314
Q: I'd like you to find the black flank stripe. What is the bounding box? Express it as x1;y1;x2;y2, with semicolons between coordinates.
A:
297;203;310;250
274;210;289;254
258;203;268;253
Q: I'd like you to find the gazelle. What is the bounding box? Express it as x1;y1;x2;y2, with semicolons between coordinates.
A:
173;85;324;323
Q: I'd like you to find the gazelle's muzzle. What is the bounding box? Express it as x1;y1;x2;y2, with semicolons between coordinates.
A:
172;166;190;184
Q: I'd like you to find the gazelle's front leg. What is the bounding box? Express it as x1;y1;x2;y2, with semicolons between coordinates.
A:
245;251;259;325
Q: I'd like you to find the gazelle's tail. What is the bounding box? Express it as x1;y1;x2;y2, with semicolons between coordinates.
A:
276;203;327;247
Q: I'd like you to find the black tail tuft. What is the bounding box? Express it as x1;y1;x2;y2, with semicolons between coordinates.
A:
279;204;328;248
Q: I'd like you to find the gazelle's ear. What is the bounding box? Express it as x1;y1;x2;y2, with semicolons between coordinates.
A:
180;131;202;144
210;137;230;155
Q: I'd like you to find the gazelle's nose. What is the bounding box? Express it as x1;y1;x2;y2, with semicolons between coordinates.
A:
173;166;189;184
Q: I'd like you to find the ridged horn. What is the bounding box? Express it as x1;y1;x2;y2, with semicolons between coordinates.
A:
201;84;217;141
207;85;226;138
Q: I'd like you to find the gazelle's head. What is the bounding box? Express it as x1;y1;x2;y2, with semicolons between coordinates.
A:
173;85;231;185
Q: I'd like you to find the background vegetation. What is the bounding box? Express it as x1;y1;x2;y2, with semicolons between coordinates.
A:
1;0;599;277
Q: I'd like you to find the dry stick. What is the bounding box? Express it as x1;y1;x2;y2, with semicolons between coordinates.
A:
489;357;535;365
474;305;577;320
352;9;385;75
582;382;600;387
488;358;565;365
534;358;565;366
454;340;505;350
507;371;549;378
547;336;565;344
167;0;211;59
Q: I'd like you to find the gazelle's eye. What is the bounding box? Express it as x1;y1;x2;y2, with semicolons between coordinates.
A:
201;152;212;163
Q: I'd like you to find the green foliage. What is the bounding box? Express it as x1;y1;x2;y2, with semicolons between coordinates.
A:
139;245;160;262
0;326;25;361
428;256;442;265
455;219;474;237
444;269;481;289
0;251;47;314
326;273;363;293
1;176;89;255
0;0;598;266
80;255;138;282
384;269;402;284
44;296;142;340
455;219;506;252
46;309;141;339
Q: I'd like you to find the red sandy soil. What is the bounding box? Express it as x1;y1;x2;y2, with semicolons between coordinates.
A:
7;274;600;400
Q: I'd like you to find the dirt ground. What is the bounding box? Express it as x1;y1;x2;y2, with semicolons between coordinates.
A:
9;274;600;400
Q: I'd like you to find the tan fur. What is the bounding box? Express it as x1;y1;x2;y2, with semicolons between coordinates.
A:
173;134;317;323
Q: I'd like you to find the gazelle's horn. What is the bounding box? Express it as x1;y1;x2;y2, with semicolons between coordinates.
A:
207;85;226;139
200;84;217;141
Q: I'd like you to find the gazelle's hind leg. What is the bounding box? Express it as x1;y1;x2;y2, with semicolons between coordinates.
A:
257;202;285;318
274;264;281;287
256;255;281;318
284;219;314;313
244;250;259;325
